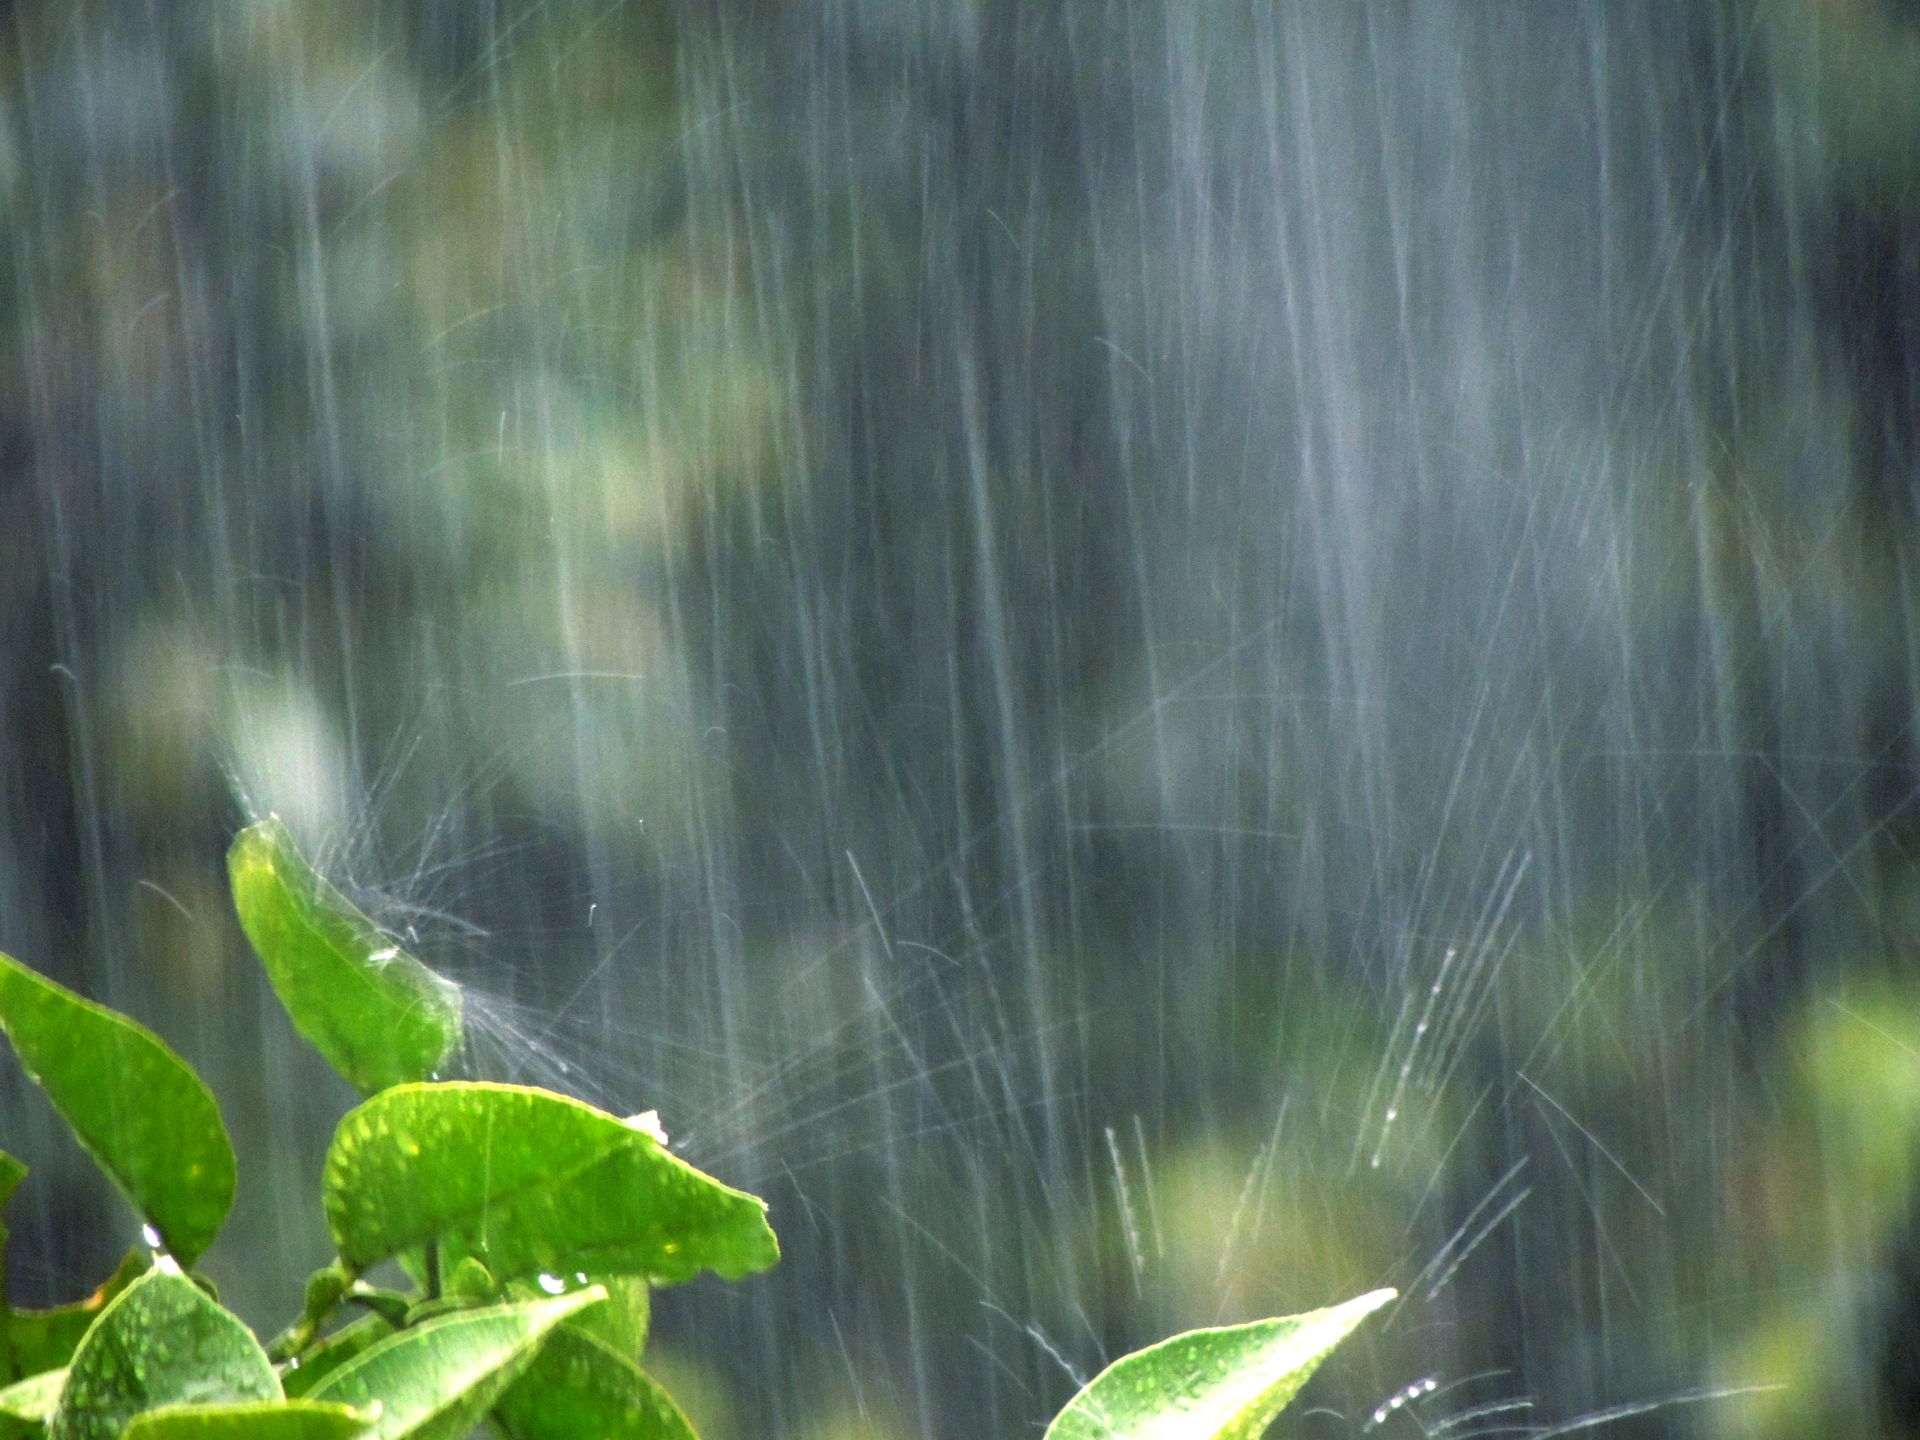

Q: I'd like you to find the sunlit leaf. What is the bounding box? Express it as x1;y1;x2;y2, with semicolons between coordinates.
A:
279;1317;395;1402
0;1367;63;1425
305;1290;601;1440
323;1084;778;1286
0;953;234;1268
8;1251;154;1382
121;1400;370;1440
228;818;463;1096
49;1269;279;1440
1043;1288;1395;1440
491;1325;695;1440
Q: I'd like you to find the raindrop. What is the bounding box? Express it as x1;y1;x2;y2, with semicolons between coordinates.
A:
537;1274;566;1295
1364;1378;1438;1431
141;1225;162;1249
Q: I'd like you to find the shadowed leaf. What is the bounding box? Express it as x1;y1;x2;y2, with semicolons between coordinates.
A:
492;1325;695;1440
561;1276;648;1360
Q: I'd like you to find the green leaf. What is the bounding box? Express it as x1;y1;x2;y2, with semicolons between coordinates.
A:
491;1325;695;1440
0;1153;26;1211
305;1290;601;1440
279;1318;394;1402
0;1368;63;1424
8;1251;154;1381
341;1290;410;1331
48;1269;280;1440
121;1401;370;1440
1042;1288;1396;1440
323;1084;779;1286
563;1276;648;1360
0;1149;26;1385
228;818;463;1096
0;954;234;1269
501;1273;646;1360
444;1259;496;1307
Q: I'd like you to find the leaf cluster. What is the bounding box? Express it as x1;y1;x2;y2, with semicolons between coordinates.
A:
0;816;1387;1440
0;819;768;1439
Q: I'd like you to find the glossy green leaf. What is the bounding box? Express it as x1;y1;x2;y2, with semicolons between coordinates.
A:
0;954;234;1269
8;1251;153;1382
491;1325;695;1440
0;1368;63;1424
279;1317;394;1402
305;1290;601;1440
121;1401;369;1440
323;1084;778;1286
48;1269;279;1440
1043;1288;1395;1440
228;818;463;1096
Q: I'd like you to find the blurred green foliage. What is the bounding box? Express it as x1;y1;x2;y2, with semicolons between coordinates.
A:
3;0;1920;1435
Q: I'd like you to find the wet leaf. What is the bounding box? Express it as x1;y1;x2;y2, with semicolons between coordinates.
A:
0;953;234;1268
279;1317;394;1402
49;1269;279;1440
1043;1288;1395;1440
305;1290;601;1440
491;1325;695;1440
8;1251;154;1382
228;818;463;1096
121;1400;370;1440
323;1084;778;1286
